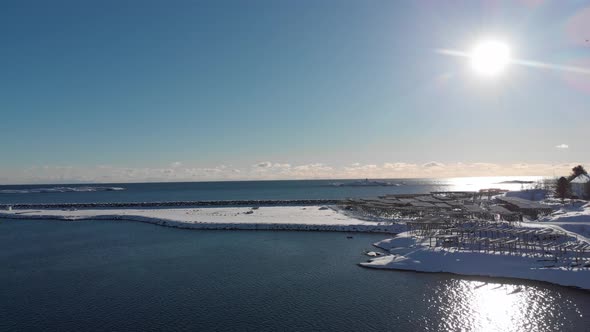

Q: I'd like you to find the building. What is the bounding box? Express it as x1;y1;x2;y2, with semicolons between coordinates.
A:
570;174;590;199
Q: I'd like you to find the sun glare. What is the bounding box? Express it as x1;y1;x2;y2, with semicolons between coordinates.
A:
470;40;511;77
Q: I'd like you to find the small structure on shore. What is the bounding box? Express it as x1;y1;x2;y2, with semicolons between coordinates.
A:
403;215;589;266
571;174;590;199
495;196;552;218
406;217;450;236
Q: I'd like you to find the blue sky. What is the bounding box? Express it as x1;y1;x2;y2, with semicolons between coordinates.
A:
1;0;589;183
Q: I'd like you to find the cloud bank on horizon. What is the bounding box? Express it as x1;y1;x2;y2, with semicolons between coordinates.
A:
0;161;587;184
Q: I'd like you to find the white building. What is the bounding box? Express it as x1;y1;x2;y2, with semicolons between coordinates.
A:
570;174;590;199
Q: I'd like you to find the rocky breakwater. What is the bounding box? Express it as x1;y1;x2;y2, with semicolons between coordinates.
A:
0;199;343;210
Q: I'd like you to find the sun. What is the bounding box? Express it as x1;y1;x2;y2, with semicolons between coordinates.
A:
470;40;511;76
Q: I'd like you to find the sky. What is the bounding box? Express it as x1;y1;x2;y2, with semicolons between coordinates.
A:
1;0;589;184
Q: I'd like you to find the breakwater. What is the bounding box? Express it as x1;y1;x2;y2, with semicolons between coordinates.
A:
0;211;403;234
0;199;343;210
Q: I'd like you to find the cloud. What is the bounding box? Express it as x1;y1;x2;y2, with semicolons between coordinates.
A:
422;162;445;168
2;161;589;184
383;162;417;170
556;144;569;149
170;161;183;168
344;163;377;172
512;163;529;169
293;163;332;172
255;161;273;168
252;162;331;179
254;162;291;170
468;163;500;170
273;163;291;169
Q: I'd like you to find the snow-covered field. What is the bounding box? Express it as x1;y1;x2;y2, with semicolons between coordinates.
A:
0;206;405;233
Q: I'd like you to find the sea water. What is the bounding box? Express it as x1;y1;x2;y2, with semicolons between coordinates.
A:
1;177;588;331
0;219;588;331
0;176;544;204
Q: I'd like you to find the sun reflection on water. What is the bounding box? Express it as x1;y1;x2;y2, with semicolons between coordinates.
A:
423;279;583;331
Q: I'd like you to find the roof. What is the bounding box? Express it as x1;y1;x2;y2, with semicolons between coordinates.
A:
496;196;551;210
461;204;484;213
433;202;451;209
407;217;447;224
414;196;442;203
488;205;516;215
409;201;436;208
571;174;590;184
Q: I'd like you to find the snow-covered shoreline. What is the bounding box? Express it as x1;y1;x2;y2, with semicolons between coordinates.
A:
0;206;405;233
360;202;590;290
3;201;590;290
360;232;590;290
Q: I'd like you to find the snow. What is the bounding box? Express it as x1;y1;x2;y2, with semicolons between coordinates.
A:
504;189;547;201
571;174;590;184
361;232;590;290
0;206;405;233
535;201;590;241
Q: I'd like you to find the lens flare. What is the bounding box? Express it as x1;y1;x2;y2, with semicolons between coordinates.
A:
470;41;511;76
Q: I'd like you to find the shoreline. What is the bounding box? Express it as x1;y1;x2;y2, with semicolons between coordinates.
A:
358;263;590;293
2;200;589;290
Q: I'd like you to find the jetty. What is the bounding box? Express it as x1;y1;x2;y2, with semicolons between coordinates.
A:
0;199;341;210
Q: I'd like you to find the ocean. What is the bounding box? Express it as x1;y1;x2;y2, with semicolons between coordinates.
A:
1;177;589;331
0;176;545;204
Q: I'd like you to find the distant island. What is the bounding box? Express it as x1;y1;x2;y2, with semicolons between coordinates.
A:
496;180;534;184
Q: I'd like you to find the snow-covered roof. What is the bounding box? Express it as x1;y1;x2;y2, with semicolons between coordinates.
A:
571;173;590;184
